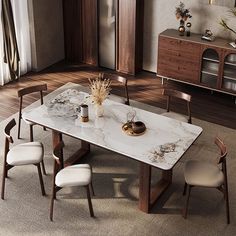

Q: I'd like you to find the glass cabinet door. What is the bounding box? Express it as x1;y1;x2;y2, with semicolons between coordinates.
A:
200;49;219;88
222;53;236;93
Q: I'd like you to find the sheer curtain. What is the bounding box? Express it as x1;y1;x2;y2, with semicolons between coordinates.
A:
0;0;31;85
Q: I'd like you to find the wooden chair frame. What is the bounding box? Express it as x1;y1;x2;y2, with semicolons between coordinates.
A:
17;84;47;142
1;119;45;200
183;137;230;224
103;73;130;105
50;141;94;221
161;89;192;123
17;84;47;175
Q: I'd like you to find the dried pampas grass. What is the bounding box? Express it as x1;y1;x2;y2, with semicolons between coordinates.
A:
89;73;111;105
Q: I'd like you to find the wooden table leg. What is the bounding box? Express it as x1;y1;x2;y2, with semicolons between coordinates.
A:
139;162;172;213
52;130;90;166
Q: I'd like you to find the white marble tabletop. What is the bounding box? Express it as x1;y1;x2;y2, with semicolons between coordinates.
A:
23;83;202;170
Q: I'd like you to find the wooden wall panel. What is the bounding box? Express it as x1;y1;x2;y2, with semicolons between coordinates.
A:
81;0;98;66
63;0;82;62
117;0;143;75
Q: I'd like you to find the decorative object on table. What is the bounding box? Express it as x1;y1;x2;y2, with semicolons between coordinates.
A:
201;29;215;41
219;8;236;47
175;2;192;36
122;121;146;136
46;89;85;117
132;121;146;134
126;109;136;123
80;104;89;122
186;22;191;37
89;73;111;117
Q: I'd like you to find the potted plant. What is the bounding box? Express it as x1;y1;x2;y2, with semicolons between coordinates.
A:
219;8;236;43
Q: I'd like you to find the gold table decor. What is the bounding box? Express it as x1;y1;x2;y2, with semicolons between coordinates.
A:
122;121;146;136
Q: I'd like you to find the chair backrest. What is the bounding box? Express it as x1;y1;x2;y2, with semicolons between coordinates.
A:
17;84;47;122
4;118;16;144
103;73;130;105
215;137;227;164
18;83;47;108
17;84;47;98
4;119;16;161
161;89;192;123
52;141;65;170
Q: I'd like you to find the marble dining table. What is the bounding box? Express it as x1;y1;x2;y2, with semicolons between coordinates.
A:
23;82;203;213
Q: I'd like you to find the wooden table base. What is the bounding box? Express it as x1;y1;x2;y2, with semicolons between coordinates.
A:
52;130;90;166
139;162;172;213
52;130;172;213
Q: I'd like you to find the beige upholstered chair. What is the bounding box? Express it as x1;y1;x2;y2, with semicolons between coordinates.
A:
183;137;230;224
17;84;47;175
50;141;94;221
1;119;45;200
17;84;47;142
161;89;192;123
102;73;130;105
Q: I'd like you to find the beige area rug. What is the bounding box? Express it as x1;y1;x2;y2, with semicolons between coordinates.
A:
0;84;235;236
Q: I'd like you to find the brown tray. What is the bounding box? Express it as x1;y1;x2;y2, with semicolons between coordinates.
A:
122;123;146;136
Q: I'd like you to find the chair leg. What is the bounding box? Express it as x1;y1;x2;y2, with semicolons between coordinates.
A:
17;116;21;139
183;182;187;196
90;182;95;196
41;160;47;175
36;164;45;196
1;164;7;200
86;185;94;217
29;124;34;142
183;185;192;219
224;185;230;224
50;184;56;221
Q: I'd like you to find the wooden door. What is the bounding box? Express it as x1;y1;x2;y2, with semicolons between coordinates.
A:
117;0;143;75
63;0;82;62
81;0;98;65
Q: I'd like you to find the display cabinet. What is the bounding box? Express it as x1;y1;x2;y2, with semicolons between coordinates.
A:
157;29;236;97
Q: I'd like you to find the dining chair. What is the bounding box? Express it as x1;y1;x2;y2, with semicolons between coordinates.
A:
17;83;47;142
183;137;230;224
102;73;130;105
17;84;47;175
161;89;192;123
1;119;46;200
50;141;95;221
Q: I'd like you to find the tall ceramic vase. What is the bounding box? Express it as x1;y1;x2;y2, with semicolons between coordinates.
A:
95;103;104;117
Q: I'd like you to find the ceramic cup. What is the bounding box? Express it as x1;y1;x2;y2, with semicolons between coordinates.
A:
132;121;146;134
80;104;89;122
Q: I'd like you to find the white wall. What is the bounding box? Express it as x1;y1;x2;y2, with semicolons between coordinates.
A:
143;0;236;72
28;0;64;71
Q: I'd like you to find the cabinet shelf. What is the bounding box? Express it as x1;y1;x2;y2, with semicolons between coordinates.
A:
201;69;218;76
203;57;219;63
223;75;236;81
224;70;236;80
224;61;236;66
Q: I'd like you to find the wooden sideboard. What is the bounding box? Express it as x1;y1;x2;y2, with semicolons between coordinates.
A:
157;29;236;96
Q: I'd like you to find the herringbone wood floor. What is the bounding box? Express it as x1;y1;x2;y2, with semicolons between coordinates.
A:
0;62;235;129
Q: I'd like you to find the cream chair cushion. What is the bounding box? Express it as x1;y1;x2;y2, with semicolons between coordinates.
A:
55;164;91;188
161;111;188;123
7;142;43;166
184;160;224;187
